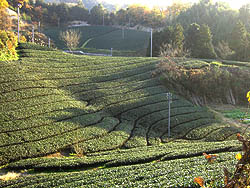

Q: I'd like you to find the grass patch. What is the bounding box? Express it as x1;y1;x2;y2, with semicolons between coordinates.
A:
223;109;250;124
0;172;21;181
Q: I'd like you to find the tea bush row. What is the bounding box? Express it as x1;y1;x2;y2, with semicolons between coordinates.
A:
5;140;240;170
1;151;240;188
0;46;243;166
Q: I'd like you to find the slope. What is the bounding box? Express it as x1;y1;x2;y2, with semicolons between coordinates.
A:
0;44;247;187
85;28;150;51
0;44;243;168
43;26;118;50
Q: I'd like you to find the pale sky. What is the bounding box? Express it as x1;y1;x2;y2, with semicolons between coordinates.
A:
105;0;249;9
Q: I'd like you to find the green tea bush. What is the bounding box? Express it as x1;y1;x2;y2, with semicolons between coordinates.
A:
17;42;55;51
0;150;241;188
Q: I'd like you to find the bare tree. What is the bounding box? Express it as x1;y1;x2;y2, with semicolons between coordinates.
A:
159;43;190;58
60;29;81;51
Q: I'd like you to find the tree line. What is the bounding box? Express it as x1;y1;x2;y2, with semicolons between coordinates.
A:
1;0;250;61
149;0;250;61
6;0;191;28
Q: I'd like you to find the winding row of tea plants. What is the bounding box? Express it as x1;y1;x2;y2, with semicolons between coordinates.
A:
5;140;240;170
0;44;246;187
43;26;150;56
0;151;240;187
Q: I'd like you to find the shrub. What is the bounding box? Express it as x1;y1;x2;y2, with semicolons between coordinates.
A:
17;42;55;51
0;30;18;61
159;43;190;58
215;41;234;60
223;133;250;187
20;35;27;43
73;143;85;157
21;31;54;47
60;29;81;51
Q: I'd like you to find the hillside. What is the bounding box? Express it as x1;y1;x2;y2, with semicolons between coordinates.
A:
0;44;246;187
43;26;150;56
43;26;118;50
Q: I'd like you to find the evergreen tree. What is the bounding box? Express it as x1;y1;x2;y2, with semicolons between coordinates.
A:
147;26;173;57
176;0;238;44
247;33;250;60
197;24;217;58
69;5;89;21
185;23;216;58
90;4;105;25
185;23;200;57
239;4;250;31
55;3;70;24
229;20;249;61
147;24;185;57
172;23;184;49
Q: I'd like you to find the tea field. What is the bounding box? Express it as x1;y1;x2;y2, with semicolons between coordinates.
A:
43;26;150;56
0;44;247;187
85;28;150;51
43;26;117;49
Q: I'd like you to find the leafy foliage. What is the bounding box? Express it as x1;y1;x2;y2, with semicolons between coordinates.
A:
0;8;12;31
147;24;185;57
223;94;250;187
0;0;9;9
229;21;250;61
150;23;216;59
214;41;233;60
0;30;18;61
159;43;190;58
185;23;217;59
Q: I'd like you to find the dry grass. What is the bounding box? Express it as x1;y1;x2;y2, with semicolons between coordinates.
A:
0;172;21;181
73;143;85;157
44;152;65;158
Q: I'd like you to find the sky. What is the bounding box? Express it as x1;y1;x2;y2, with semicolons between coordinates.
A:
104;0;249;9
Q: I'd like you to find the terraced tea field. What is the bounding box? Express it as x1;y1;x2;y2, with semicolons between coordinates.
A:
0;44;246;187
43;26;118;49
85;28;150;51
43;26;150;56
